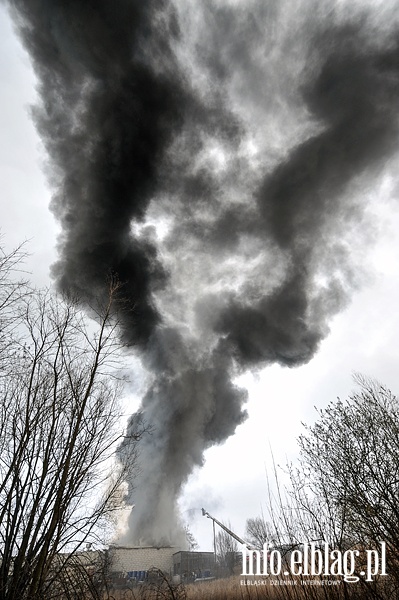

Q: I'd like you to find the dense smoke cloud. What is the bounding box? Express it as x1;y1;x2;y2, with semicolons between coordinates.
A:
7;0;399;544
214;21;399;366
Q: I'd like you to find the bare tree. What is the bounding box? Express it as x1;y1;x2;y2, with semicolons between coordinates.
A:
44;549;109;600
0;240;29;372
289;374;399;590
296;377;397;539
240;377;399;598
245;515;276;550
0;258;144;600
215;523;239;576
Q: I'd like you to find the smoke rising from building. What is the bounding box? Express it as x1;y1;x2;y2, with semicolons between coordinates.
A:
7;0;399;544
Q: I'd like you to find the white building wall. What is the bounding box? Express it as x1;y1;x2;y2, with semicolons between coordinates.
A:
109;546;179;574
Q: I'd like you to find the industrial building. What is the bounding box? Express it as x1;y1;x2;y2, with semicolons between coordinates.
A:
108;545;215;581
106;509;244;583
172;551;214;580
108;545;177;575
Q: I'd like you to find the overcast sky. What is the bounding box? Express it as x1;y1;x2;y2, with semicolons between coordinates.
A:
1;1;399;551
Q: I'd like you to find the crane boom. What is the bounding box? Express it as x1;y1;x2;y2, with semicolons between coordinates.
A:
201;508;253;548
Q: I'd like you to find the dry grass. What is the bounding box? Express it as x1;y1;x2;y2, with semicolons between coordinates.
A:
180;576;390;600
183;575;397;600
186;576;271;599
184;576;346;600
105;574;397;600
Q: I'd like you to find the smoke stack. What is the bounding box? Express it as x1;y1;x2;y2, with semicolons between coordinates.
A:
6;0;399;544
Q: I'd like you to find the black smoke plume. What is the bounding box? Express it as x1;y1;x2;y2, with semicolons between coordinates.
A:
7;0;399;544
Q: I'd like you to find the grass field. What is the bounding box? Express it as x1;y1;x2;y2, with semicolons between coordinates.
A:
107;574;393;600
